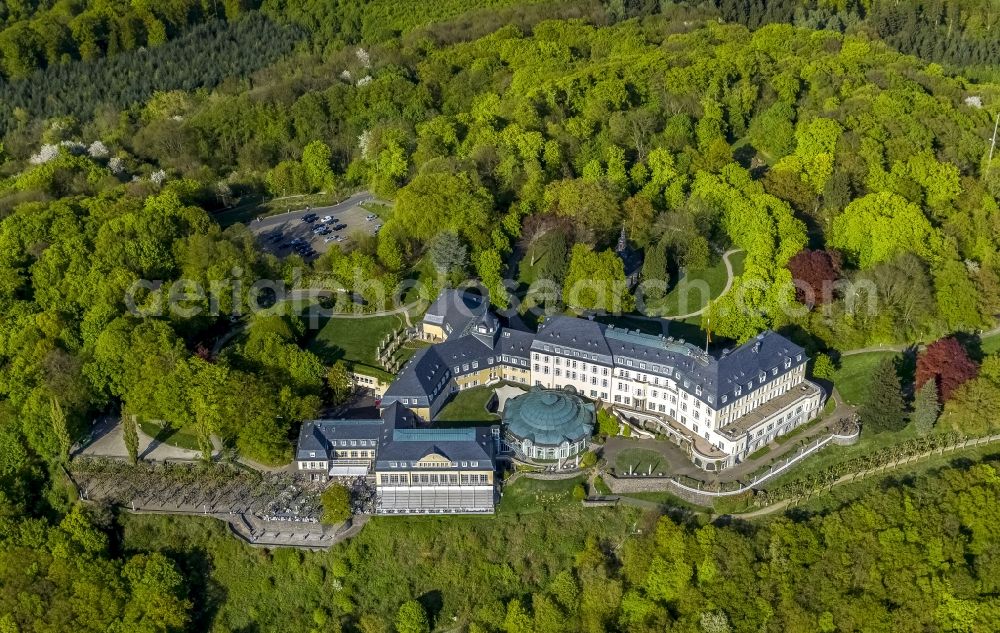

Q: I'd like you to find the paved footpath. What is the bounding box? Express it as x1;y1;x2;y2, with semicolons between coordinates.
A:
75;416;213;462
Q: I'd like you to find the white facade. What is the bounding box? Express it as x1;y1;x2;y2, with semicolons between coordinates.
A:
524;334;824;468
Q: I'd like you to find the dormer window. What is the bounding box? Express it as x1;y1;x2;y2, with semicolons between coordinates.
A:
772;367;778;376
721;395;728;403
784;357;792;369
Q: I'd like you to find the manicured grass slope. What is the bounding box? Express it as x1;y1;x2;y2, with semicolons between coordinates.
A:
308;314;405;378
832;351;900;405
435;385;501;423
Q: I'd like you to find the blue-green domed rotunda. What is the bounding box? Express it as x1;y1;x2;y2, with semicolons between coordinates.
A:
502;388;595;460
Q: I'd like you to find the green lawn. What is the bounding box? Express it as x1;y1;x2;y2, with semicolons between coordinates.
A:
758;422;920;492
613;448;668;476
981;330;1000;356
394;339;431;367
833;351;900;405
435;385;501;423
138;420;201;451
308;314;406;379
651;250;746;317
497;474;586;515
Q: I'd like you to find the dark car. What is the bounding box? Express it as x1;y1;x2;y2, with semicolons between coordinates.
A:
333;223;347;231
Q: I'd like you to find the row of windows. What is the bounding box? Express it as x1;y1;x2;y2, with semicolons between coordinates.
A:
454;355;528;375
334;450;374;459
538;344;601;361
388;460;480;468
330;439;375;448
380;473;491;485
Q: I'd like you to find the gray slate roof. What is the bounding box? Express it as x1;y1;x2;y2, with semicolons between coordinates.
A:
295;403;417;460
375;425;498;470
422;289;488;339
532;318;806;410
295;418;384;460
395;290;807;414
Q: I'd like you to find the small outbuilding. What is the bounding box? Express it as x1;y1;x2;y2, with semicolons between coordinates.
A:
502;388;594;461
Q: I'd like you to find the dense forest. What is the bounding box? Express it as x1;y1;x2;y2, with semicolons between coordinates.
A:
3;458;1000;632
0;0;997;472
1;0;1000;630
0;0;258;79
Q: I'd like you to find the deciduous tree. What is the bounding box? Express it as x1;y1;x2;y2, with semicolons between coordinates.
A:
321;483;352;525
395;600;430;633
916;337;978;402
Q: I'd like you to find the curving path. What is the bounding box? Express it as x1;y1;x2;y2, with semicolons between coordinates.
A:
840;324;1000;357
670;248;743;320
720;432;1000;520
626;248;743;322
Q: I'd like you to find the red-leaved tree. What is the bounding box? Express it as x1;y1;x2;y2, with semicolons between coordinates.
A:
787;249;842;307
915;337;978;402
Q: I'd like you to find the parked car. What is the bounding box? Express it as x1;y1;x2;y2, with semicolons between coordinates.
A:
321;215;333;222
365;213;378;221
323;236;337;244
333;223;347;231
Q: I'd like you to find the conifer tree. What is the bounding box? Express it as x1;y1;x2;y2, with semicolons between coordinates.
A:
860;359;907;433
912;379;941;436
51;397;71;461
123;413;140;465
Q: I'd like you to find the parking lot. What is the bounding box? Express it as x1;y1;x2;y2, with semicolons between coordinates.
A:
249;191;383;260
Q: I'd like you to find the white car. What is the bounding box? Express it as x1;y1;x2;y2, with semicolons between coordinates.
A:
365;213;377;221
323;236;336;244
321;215;333;222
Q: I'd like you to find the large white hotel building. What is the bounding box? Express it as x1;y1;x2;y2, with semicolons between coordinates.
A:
381;290;825;471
